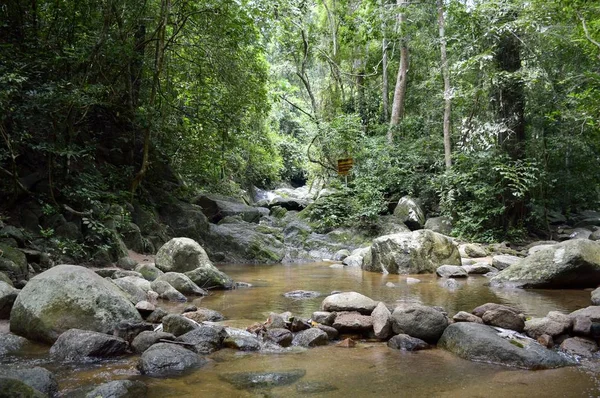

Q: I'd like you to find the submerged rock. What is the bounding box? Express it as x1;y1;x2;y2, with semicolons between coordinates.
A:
138;343;205;376
219;369;306;390
0;333;28;355
49;329;128;361
0;367;58;397
10;264;142;344
0;377;46;398
85;380;147;398
438;322;574;369
283;290;321;299
296;380;338;394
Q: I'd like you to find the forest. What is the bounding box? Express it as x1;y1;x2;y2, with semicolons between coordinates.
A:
1;0;599;252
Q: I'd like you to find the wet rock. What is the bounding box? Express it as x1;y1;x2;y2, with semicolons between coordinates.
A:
387;334;430;351
162;314;198;336
292;328;329;347
524;312;572;339
10;265;142;344
138;343;205;376
391;304;448;343
491;240;600;288
462;263;496;275
183;308;224;323
311;311;335;326
178;325;226;354
185;265;234;290
135;263;164;282
438;322;574;369
150;280;187;302
283;290;321;299
560;337;598;357
482;308;525;332
290;318;311;333
406;277;421;284
472;303;520;319
393;196;425;230
131;331;176;354
0;367;57;397
436;265;468;278
111;277;148;304
266;328;293;347
572;316;593;336
223;334;261;351
296;380;338;394
0;377;46;398
491;255;520;271
332;312;373;332
156;272;208;296
372;302;392;339
266;313;287;330
368;230;461;274
0;281;18;319
85;380;147;398
317;325;338;340
336;338;356;348
135;301;156;317
146;308;168;324
219;369;306;390
155;238;212;274
49;329;128;361
0;333;27;355
321;292;378;315
113;321;154;343
452;311;483;324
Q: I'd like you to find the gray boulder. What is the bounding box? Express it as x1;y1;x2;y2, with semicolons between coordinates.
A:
0;333;27;355
321;292;378;315
461;244;487;258
311;311;335;326
452;311;483;324
150;280;186;302
138;343;205;376
85;380;147;398
117;276;151;292
387;334;430;351
111;278;147;304
194;193;268;224
332;249;350;261
0;377;46;398
438;322;574;369
393;196;425;230
155;238;213;274
156;272;208;296
391;304;448;343
0;281;18;319
560;337;598;357
481;308;525;332
162;314;198;336
462;263;495;275
472;303;521;319
491;255;520;271
177;325;226;354
223;328;261;351
266;328;293;347
131;331;176;354
424;216;453;235
10;265;142;344
0;367;57;397
524;312;572;339
491;240;600;288
368;230;461;274
159;201;210;244
592;287;600;305
185;265;234;290
292;328;329;347
436;265;468;278
0;244;28;284
135;263;164;281
49;329;128;361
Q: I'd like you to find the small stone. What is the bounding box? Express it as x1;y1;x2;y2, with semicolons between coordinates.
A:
317;325;338;340
311;311;335;326
537;334;554;348
290;318;311;333
336;338;356;348
387;334;430;351
135;301;156;317
452;311;483;324
406;278;421;284
183;305;197;313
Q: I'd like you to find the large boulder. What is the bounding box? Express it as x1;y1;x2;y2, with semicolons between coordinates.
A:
392;196;425;230
156;272;208;296
155;238;213;274
321;292;378;315
185;265;234;290
49;329;128;361
159;201;210;244
0;244;28;284
0;281;18;319
490;239;600;288
368;230;461;274
438;322;574;369
194;194;268;224
138;343;205;376
10;265;142;344
391;304;448;343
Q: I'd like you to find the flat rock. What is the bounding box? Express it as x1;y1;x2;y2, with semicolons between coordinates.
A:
138;343;205;376
452;311;483;324
436;265;468;278
560;337;598;357
219;369;306;390
0;367;58;397
482;308;525;332
85;380;147;398
332;312;373;331
296;380;338;394
49;329;128;361
321;292;377;315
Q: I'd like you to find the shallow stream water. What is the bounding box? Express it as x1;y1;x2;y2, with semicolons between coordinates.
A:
4;262;600;397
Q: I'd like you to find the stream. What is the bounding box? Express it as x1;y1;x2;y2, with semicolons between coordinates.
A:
4;262;600;397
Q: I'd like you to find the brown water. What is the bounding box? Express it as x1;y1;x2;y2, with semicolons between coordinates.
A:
6;262;600;397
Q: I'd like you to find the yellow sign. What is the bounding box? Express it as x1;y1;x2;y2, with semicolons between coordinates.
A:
337;158;353;176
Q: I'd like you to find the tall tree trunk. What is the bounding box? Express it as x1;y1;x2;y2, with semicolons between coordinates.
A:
388;0;409;143
438;0;452;169
381;0;389;122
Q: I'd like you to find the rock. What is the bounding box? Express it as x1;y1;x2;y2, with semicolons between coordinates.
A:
332;312;373;332
135;301;156;317
0;244;28;284
146;308;168;324
0;377;46;398
317;325;338;339
491;255;520;271
0;271;13;286
219;369;306;390
114;276;151;292
223;334;261;351
462;263;495;275
0;367;57;397
296;381;338;394
49;329;128;361
528;245;555;256
335;338;356;348
481;308;525;332
117;257;138;271
560;337;598;357
292;328;329;347
177;325;226;354
406;277;421;284
265;313;287;330
372;302;392;339
332;249;350;262
150;280;187;302
112;270;143;279
194;193;267;223
452;311;483;324
162;314;198;336
438;322;574;369
156;272;208;296
0;281;18;319
85;380;147;398
155;238;213;274
321;292;378;315
185;265;234;290
424;216;453;235
592;287;600;305
0;333;27;355
159;201;210;244
524;312;572;339
387;334;430;351
462;244;487;258
311;311;335;326
391;304;448;343
436;265;468;278
537;334;554;348
290;318;311;333
111;278;148;304
283;290;321;299
138;343;205;376
368;230;461;274
135;263;164;281
570;306;600;322
266;328;293;347
342;254;363;268
393;196;425;230
10;264;142;344
269;196;308;211
183;308;224;323
131;331;176;354
491;240;600;288
113;321;153;343
472;303;520;318
572;316;592;336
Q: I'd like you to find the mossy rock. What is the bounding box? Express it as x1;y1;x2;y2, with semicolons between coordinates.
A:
0;244;28;283
0;271;13;287
0;377;46;398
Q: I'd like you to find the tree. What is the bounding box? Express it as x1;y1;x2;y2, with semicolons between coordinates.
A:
438;0;452;169
388;0;409;143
